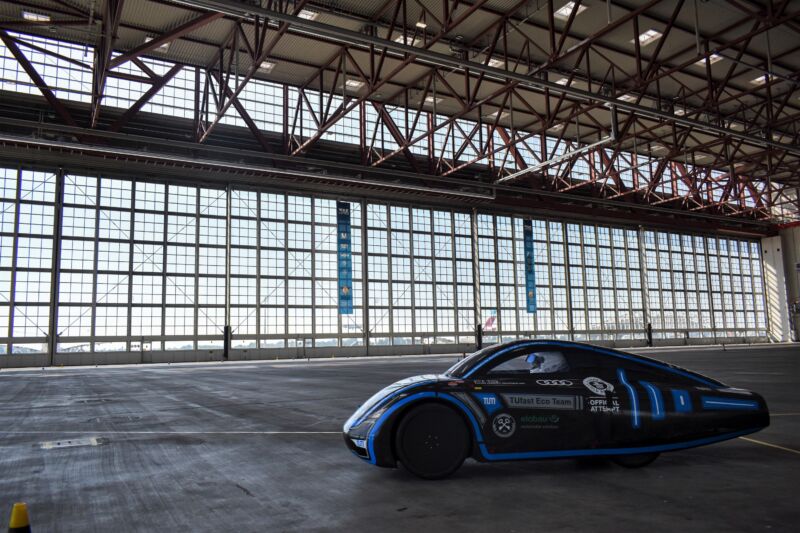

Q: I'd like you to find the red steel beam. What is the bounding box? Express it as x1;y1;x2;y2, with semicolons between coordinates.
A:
0;29;76;127
109;11;224;69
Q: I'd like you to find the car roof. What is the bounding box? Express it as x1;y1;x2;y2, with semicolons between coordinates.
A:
448;339;722;387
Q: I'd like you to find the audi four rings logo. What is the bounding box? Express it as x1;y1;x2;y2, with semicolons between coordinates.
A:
536;379;573;386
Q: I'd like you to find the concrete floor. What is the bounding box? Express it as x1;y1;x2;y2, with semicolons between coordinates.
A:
0;345;798;532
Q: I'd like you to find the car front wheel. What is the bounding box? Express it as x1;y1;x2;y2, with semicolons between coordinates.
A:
395;403;470;479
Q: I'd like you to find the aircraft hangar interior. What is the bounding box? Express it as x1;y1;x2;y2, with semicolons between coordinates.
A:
0;0;798;531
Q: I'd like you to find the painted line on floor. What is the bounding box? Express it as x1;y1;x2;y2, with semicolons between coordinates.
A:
733;372;785;375
771;413;800;417
739;437;800;456
0;430;342;435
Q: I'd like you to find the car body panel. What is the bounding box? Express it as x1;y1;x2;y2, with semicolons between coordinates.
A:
343;341;769;469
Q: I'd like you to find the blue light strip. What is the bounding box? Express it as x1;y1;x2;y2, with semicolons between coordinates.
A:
461;340;720;387
671;389;693;413
640;381;665;421
701;396;760;411
618;368;640;428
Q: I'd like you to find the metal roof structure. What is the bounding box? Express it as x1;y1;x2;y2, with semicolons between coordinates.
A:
0;0;798;233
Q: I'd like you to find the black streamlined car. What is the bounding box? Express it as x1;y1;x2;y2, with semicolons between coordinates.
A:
343;340;769;479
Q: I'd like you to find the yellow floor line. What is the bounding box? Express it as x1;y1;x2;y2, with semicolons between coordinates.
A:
740;436;800;455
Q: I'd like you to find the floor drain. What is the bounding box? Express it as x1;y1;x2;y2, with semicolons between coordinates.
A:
39;437;108;450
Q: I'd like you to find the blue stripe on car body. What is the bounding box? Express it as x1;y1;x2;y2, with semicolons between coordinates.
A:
618;368;640;428
365;392;437;464
701;396;759;411
362;390;762;466
461;340;719;387
639;381;665;421
438;393;485;442
349;379;438;428
671;389;693;413
477;427;761;461
364;391;483;464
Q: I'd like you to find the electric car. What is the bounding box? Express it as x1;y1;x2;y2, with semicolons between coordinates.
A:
343;340;769;479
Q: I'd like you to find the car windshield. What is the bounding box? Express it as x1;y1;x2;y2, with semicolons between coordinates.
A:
488;351;570;375
445;344;509;378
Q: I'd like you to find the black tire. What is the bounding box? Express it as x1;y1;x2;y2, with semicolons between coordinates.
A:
612;452;660;468
394;403;470;480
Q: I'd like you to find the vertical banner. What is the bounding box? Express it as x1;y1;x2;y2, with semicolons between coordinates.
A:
523;219;537;313
337;201;353;314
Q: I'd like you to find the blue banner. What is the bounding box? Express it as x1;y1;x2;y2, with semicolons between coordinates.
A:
523;219;537;313
337;201;354;314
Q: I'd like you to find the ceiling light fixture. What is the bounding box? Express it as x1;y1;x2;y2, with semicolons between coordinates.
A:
554;2;589;20
22;11;50;22
694;53;723;67
393;34;422;47
144;36;169;52
632;29;662;47
483;110;509;120
297;9;318;21
487;57;505;69
750;73;775;85
258;60;276;72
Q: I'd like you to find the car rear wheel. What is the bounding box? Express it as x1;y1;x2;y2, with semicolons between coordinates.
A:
395;403;470;480
612;452;660;468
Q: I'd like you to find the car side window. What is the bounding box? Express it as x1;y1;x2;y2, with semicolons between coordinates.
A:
486;351;571;376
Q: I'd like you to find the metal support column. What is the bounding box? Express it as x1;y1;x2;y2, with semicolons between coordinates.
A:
637;226;652;342
361;198;370;352
225;183;232;358
470;208;482;344
703;236;719;343
46;169;65;365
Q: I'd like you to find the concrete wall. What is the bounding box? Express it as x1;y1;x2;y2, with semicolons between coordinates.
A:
761;236;792;342
0;337;771;368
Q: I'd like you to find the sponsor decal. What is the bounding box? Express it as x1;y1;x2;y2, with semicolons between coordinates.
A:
521;414;560;424
474;379;525;386
536;379;573;386
501;393;582;410
520;414;560;429
583;376;615;396
492;413;516;438
472;392;502;416
588;396;621;414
